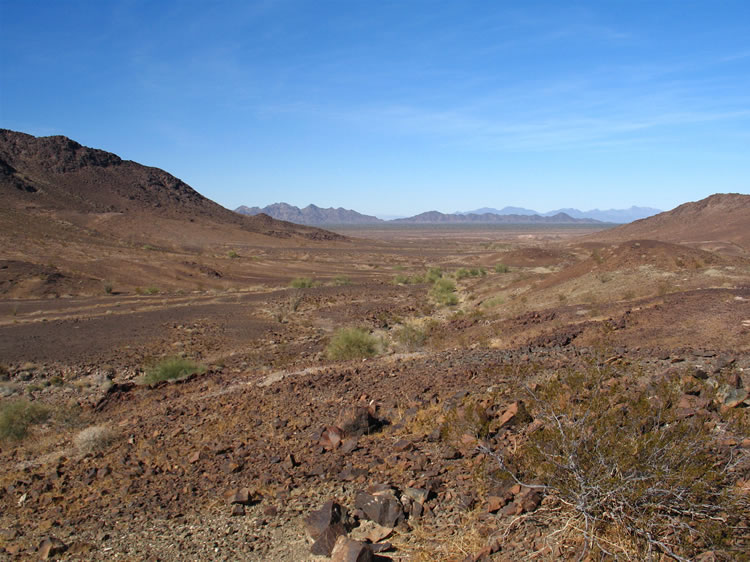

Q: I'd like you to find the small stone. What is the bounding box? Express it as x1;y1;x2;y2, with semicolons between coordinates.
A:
336;406;380;437
230;504;245;516
320;426;346;450
225;487;253;505
498;401;532;429
487;495;506;513
38;537;66;559
340;437;359;454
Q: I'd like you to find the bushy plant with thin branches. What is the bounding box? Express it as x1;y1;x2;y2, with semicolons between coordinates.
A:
482;366;750;560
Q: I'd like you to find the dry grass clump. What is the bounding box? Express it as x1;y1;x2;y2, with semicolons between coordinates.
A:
393;322;427;351
289;277;317;288
0;399;51;441
326;327;380;360
484;366;750;560
140;357;205;385
74;424;116;454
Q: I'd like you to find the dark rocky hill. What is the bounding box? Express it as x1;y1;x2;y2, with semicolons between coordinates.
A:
0;129;340;240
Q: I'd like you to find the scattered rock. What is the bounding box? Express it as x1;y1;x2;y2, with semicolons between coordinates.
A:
354;490;404;528
498;401;532;429
38;537;66;559
320;426;346;450
330;536;374;562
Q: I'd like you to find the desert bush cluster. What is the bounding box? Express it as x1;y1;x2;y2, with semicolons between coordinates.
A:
326;327;380;360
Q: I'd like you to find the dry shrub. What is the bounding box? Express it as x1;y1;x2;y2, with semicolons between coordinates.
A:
0;399;50;441
484;365;750;560
74;424;116;454
326;327;380;360
394;323;427;351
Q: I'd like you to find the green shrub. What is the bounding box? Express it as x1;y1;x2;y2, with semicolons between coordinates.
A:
290;277;315;288
326;328;380;360
455;268;470;279
494;263;510;273
393;274;411;285
227;250;239;259
426;267;443;283
0;399;51;441
332;275;351;286
140;357;205;385
145;286;159;295
103;282;113;295
430;278;458;306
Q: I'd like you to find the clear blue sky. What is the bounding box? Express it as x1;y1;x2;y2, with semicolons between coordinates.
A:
1;1;749;217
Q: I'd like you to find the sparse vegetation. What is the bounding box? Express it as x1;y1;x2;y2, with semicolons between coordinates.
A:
430;278;458;306
227;250;239;259
332;275;351;286
326;327;380;360
290;277;316;288
482;366;750;560
425;267;443;283
394;322;427;351
145;286;160;295
139;357;205;385
103;282;113;294
0;399;51;441
494;263;510;273
74;424;116;454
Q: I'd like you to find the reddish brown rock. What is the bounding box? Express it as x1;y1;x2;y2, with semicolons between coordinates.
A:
310;523;347;556
330;536;374;562
224;487;254;505
38;537;66;559
320;426;346;450
498;401;532;429
336;406;380;437
354;491;403;528
303;500;347;541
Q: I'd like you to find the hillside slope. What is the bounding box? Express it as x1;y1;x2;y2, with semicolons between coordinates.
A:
591;193;750;254
0;129;340;242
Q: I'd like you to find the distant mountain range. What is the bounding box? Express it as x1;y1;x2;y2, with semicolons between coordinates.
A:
236;203;383;225
460;206;662;223
390;211;599;224
235;202;660;226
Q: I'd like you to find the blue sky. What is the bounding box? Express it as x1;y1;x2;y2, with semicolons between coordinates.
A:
1;1;749;217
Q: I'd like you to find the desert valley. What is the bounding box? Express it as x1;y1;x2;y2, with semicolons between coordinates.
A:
0;130;748;560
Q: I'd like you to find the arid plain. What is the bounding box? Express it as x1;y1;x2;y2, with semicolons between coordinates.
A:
1;131;749;560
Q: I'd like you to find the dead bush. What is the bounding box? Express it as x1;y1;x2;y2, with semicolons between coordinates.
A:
74;424;116;454
483;365;750;560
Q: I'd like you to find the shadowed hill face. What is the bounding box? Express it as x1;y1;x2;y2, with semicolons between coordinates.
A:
591;193;750;254
0;129;343;241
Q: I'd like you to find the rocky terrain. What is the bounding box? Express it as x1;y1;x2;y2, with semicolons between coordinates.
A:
0;132;748;560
